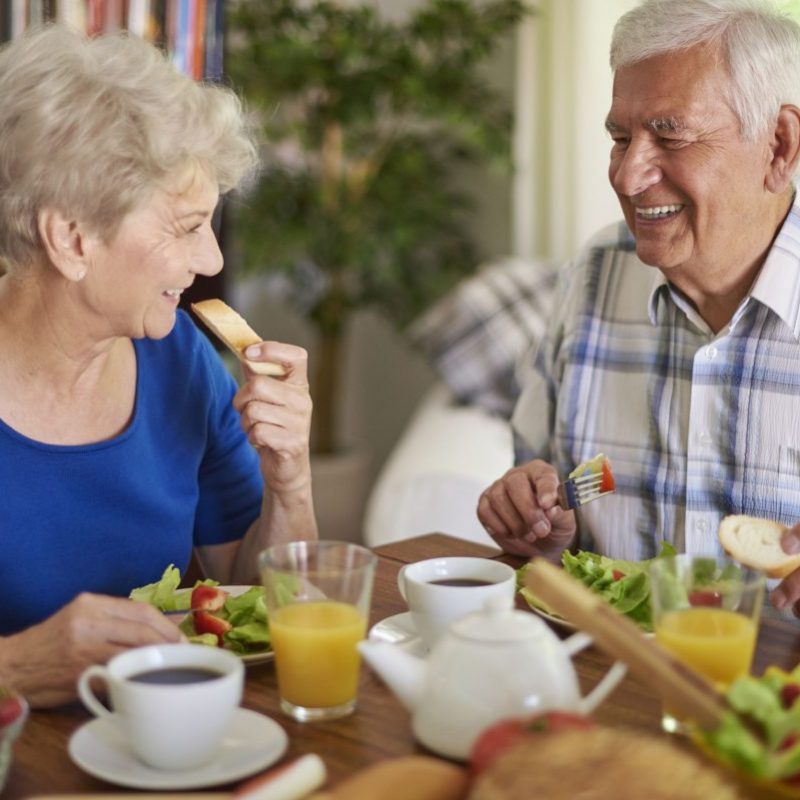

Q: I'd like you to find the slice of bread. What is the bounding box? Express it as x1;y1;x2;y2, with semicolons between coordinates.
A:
718;514;800;579
191;299;286;377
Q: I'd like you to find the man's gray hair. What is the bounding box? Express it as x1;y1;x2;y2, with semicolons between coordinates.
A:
610;0;800;141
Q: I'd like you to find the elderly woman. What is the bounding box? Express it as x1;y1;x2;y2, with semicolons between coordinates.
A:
0;25;317;707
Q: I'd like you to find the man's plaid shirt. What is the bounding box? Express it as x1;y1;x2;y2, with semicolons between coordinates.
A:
513;193;800;563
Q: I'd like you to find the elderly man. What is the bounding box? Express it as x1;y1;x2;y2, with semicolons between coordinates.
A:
478;0;800;614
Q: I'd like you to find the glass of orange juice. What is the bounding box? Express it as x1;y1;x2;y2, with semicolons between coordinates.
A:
259;540;377;722
649;553;765;734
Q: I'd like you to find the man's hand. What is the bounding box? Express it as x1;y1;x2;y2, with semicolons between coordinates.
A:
477;459;577;558
769;524;800;616
0;593;183;707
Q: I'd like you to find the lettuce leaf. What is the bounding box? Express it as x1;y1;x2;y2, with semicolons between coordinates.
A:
130;568;270;655
519;542;676;632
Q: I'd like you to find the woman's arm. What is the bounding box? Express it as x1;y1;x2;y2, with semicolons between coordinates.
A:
0;594;182;707
197;340;317;584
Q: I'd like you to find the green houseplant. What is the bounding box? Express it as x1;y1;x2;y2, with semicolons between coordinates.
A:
227;0;527;455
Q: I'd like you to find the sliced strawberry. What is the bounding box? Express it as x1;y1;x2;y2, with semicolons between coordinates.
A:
599;459;615;493
781;684;800;710
0;689;24;728
191;585;229;612
688;590;722;607
193;610;232;646
612;569;625;581
780;732;800;752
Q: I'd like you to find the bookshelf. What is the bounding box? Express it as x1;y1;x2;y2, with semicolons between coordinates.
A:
0;2;224;80
0;0;230;309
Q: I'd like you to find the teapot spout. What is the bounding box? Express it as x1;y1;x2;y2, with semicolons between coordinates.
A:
358;640;426;712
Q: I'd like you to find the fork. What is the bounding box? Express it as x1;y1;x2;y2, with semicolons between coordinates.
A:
557;462;616;510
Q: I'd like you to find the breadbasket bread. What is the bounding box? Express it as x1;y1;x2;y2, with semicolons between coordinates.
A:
718;514;800;579
468;727;742;800
191;299;286;377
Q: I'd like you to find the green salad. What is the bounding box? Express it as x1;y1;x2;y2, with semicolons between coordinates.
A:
129;565;271;654
518;542;677;632
700;665;800;786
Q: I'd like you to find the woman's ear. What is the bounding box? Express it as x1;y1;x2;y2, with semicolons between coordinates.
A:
37;208;90;282
765;104;800;194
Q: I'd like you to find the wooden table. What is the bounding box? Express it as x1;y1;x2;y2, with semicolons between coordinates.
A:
6;533;800;798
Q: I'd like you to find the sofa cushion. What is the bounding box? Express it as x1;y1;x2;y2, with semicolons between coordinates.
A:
408;257;559;418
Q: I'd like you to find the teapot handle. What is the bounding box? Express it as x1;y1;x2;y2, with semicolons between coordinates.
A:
563;632;628;715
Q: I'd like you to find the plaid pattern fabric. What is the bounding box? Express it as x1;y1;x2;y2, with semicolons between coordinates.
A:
513;194;800;563
409;257;560;418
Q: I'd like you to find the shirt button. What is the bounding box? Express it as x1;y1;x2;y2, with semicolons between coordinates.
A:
706;345;718;359
695;518;709;533
698;432;713;447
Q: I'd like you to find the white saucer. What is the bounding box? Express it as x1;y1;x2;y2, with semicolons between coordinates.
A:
368;612;428;657
68;707;287;790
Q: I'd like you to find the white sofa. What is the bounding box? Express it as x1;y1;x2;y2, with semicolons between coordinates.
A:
363;383;511;548
363;256;560;549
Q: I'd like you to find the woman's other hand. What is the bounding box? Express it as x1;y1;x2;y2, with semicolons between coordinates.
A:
0;593;183;707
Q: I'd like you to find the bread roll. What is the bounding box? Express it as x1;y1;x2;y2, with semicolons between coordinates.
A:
718;514;800;579
191;299;286;377
469;727;742;800
314;756;468;800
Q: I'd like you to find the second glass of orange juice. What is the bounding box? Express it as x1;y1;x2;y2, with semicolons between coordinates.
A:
649;553;765;734
259;540;377;722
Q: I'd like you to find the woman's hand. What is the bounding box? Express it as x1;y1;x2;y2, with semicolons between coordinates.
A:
477;459;576;558
234;342;313;497
0;593;182;708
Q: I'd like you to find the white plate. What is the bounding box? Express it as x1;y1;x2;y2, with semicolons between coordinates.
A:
368;612;428;657
69;707;287;790
525;597;655;638
173;585;273;665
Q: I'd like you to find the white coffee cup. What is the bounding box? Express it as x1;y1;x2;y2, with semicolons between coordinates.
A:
77;643;243;771
398;557;516;648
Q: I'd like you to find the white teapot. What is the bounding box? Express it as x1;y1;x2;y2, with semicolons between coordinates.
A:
358;595;626;760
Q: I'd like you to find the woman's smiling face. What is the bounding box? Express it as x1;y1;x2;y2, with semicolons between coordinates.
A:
86;167;222;341
606;44;774;288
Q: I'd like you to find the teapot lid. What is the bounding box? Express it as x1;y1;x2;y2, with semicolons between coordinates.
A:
450;594;554;643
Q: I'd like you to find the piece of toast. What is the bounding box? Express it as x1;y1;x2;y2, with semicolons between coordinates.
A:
190;299;286;377
718;514;800;579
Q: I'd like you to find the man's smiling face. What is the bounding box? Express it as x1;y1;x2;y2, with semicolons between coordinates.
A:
606;44;773;287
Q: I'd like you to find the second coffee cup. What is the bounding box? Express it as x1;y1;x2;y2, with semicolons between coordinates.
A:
77;643;243;771
398;556;516;649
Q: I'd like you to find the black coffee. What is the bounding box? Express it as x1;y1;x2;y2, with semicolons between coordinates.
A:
428;578;493;587
129;667;224;685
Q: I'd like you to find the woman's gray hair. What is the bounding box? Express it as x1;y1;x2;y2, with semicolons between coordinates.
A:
0;25;259;271
610;0;800;142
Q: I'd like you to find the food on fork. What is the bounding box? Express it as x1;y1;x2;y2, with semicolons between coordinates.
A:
558;453;616;509
719;514;800;578
191;298;286;376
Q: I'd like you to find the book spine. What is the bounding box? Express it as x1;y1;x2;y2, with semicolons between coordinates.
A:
204;0;222;81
